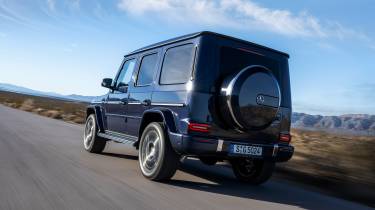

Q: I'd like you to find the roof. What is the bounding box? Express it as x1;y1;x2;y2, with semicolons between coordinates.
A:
126;31;289;58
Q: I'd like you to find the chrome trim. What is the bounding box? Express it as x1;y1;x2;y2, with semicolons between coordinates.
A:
272;144;279;157
151;102;185;107
106;113;141;119
106;101;122;104
126;115;142;119
128;102;141;105
217;139;224;152
106;113;126;117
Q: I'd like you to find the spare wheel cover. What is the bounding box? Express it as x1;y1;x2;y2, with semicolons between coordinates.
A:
223;65;281;130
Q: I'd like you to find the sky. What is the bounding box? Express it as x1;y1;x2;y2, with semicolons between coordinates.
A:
0;0;374;115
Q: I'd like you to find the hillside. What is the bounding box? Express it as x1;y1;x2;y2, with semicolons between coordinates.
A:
292;112;375;135
0;83;95;102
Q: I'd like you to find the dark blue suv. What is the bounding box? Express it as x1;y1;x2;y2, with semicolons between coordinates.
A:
83;31;294;184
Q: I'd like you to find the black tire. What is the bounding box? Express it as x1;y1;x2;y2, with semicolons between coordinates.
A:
138;122;180;181
230;158;275;185
83;114;106;153
199;157;218;166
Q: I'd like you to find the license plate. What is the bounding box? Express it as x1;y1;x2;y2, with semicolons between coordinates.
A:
230;144;263;156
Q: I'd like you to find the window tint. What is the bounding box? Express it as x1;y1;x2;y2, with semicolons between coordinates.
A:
219;46;291;107
136;53;158;86
160;44;195;85
116;59;136;88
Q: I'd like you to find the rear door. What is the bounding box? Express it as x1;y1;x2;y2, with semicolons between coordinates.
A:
127;50;160;137
105;57;137;134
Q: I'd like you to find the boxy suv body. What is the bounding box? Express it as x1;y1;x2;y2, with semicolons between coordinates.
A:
83;31;294;184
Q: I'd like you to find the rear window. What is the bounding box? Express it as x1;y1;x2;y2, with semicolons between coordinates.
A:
219;47;291;107
160;44;195;85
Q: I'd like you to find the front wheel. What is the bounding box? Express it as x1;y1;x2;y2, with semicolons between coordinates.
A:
230;158;275;185
83;114;106;153
138;122;180;181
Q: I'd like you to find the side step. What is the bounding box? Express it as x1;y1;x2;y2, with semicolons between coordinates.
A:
98;131;138;145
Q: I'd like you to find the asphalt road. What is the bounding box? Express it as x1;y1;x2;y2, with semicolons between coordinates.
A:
0;105;372;210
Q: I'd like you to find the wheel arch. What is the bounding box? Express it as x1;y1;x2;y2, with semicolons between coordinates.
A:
135;108;179;149
86;105;105;132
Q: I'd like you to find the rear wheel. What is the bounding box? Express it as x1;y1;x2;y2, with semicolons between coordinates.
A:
230;158;275;185
83;114;106;153
138;122;180;181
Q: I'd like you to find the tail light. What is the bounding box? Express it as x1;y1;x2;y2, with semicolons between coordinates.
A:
188;123;210;133
279;133;291;143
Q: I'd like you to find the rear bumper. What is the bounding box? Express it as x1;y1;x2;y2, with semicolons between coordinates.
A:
169;133;294;162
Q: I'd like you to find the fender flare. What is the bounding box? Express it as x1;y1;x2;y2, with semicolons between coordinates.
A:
136;108;182;150
139;108;179;135
86;105;105;132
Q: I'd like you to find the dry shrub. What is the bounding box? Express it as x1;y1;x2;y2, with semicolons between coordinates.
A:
72;117;85;124
19;99;34;111
4;102;19;108
0;91;87;124
42;110;63;119
282;129;375;186
62;114;84;124
32;108;45;114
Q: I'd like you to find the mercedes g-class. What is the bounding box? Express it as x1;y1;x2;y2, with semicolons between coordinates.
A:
83;31;293;184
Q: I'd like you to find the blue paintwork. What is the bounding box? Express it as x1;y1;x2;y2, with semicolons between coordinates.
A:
87;31;293;162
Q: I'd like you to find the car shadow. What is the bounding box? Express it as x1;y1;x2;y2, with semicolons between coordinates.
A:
98;153;364;210
166;159;362;210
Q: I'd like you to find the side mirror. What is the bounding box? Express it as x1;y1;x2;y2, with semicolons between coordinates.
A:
101;78;113;89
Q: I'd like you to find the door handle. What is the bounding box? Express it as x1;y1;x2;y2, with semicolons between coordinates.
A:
120;99;127;105
142;99;151;106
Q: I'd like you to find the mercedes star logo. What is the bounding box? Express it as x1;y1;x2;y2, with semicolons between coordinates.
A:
256;95;265;104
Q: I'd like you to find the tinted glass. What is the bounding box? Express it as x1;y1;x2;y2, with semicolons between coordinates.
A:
136;53;158;86
219;47;291;107
116;59;136;88
160;44;195;85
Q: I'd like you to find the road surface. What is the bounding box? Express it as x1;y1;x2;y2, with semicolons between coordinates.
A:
0;105;372;210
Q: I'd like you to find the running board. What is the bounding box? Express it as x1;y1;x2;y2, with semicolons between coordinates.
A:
98;131;138;145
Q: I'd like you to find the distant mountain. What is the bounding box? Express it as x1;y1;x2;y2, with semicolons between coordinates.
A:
65;94;97;102
1;83;374;135
0;83;95;102
292;112;375;135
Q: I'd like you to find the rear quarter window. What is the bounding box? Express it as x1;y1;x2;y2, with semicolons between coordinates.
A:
160;44;195;85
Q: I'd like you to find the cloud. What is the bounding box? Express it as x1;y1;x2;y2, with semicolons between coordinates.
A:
0;2;37;27
117;0;370;41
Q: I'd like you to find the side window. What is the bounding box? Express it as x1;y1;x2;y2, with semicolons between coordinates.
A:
136;53;158;86
160;44;195;85
116;59;136;88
